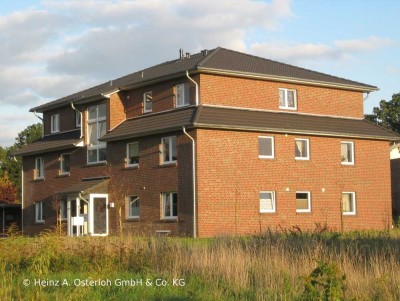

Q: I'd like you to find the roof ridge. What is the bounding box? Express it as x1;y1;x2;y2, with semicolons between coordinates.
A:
196;47;221;68
210;47;376;89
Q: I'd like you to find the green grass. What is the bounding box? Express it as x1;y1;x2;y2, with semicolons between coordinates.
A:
1;229;400;300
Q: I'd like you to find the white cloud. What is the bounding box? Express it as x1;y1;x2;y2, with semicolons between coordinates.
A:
250;36;393;65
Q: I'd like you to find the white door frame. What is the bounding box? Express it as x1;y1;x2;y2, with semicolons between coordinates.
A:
89;194;109;236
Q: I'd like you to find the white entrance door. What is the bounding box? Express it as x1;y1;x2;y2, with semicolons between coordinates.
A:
89;194;109;236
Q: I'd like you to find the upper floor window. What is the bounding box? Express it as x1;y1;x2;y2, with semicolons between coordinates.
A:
279;88;297;110
259;136;274;159
161;136;177;164
35;201;44;223
295;138;310;160
175;83;190;107
126;195;140;219
296;191;311;213
143;91;153;113
126;142;139;167
162;192;177;219
87;104;107;164
342;192;356;215
76;110;81;127
260;191;276;213
51;114;60;133
60;153;70;175
341;141;354;165
34;157;44;180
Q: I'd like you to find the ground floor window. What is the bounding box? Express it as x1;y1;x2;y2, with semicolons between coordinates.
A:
162;192;177;219
35;201;44;222
260;191;276;213
342;192;356;215
126;195;140;218
296;191;311;212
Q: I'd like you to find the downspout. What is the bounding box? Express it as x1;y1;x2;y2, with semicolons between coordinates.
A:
21;164;24;235
71;102;83;138
33;110;44;138
363;92;370;102
186;71;199;106
182;126;197;238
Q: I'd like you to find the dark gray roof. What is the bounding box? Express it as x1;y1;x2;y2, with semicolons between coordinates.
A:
101;105;399;142
31;47;377;112
12;130;81;157
194;106;399;141
101;106;196;142
58;178;109;195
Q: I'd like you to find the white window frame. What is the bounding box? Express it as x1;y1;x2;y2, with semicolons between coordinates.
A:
279;88;297;110
341;141;354;165
143;91;153;113
258;136;275;159
126;142;139;167
51;114;60;133
260;191;276;213
342;192;356;215
162;192;178;219
161;136;177;164
296;191;311;213
295;138;310;160
59;153;70;175
127;195;140;219
86;104;107;164
175;83;190;107
35;201;44;223
76;110;81;127
34;157;44;180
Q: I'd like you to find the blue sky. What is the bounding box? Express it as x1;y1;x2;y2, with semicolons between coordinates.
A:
0;0;399;146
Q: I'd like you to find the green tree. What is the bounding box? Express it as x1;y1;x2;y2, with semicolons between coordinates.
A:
365;93;400;134
0;123;42;201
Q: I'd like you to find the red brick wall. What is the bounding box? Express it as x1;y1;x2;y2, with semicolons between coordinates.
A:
22;129;195;237
199;74;364;118
107;130;195;236
43;107;78;135
123;76;198;119
22;147;109;235
196;129;392;237
109;93;126;130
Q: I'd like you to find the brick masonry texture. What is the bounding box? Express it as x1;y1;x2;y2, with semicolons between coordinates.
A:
22;69;393;237
196;129;392;237
199;74;364;118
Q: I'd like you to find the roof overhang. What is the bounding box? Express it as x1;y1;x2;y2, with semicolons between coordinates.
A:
197;67;378;93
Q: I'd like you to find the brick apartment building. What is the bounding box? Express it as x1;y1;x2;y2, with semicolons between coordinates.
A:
14;47;398;237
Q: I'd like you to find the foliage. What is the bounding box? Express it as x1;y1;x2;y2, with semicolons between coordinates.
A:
300;261;347;301
0;172;18;203
0;231;399;300
365;92;400;134
0;123;42;199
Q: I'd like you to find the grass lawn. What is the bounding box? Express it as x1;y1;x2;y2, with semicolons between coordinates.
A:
1;229;400;300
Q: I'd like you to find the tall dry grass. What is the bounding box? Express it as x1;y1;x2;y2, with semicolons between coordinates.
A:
0;229;399;300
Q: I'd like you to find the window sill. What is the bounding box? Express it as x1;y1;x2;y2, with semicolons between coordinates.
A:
125;164;139;170
279;106;297;111
33;178;45;182
295;158;310;161
343;213;356;216
260;211;276;214
159;162;177;168
35;221;45;225
57;173;70;178
84;162;107;168
341;163;355;166
259;156;274;160
125;217;141;222
160;218;178;223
